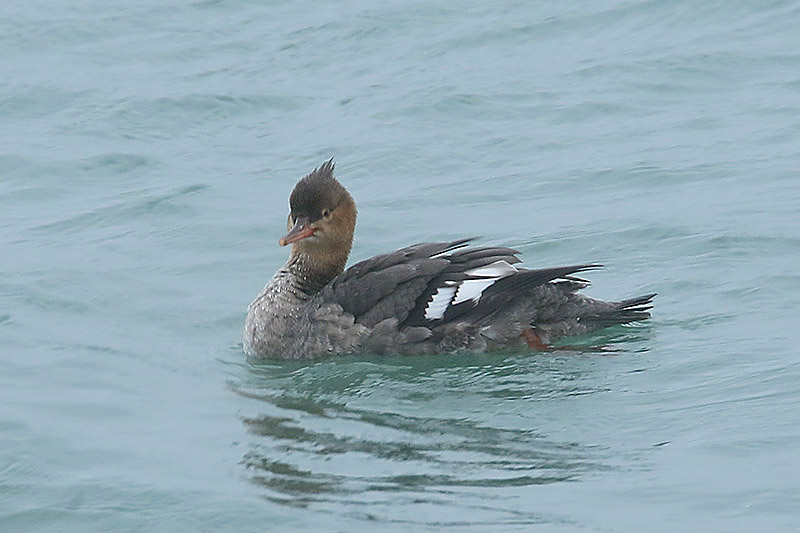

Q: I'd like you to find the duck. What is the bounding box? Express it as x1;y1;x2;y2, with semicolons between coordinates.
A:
244;159;655;359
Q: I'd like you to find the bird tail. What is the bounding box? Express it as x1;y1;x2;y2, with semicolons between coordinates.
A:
583;293;656;327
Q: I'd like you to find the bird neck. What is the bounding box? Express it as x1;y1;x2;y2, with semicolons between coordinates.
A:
286;243;350;294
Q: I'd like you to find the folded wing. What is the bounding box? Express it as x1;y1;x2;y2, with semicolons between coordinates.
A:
318;238;601;330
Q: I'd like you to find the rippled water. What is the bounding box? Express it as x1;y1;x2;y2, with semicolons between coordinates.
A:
3;1;800;531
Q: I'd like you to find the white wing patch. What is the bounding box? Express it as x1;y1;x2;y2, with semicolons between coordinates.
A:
452;278;497;305
424;284;457;320
466;260;519;278
424;260;519;320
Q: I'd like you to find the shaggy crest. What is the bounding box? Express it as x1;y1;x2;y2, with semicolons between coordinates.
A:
289;158;350;221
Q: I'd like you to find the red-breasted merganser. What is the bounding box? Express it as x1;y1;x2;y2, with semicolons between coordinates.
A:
244;160;655;359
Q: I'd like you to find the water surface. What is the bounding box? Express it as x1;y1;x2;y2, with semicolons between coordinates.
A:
2;1;800;531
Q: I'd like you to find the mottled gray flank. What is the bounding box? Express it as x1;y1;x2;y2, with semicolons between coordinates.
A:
244;237;655;359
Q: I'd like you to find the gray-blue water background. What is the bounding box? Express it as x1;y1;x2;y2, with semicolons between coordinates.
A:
2;1;799;531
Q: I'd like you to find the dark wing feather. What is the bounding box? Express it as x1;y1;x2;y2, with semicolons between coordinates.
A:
318;238;522;328
319;239;470;327
402;245;526;326
479;264;601;298
319;238;603;332
406;264;603;327
446;246;523;265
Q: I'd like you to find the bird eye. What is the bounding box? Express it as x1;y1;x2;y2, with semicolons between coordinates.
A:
322;209;331;218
